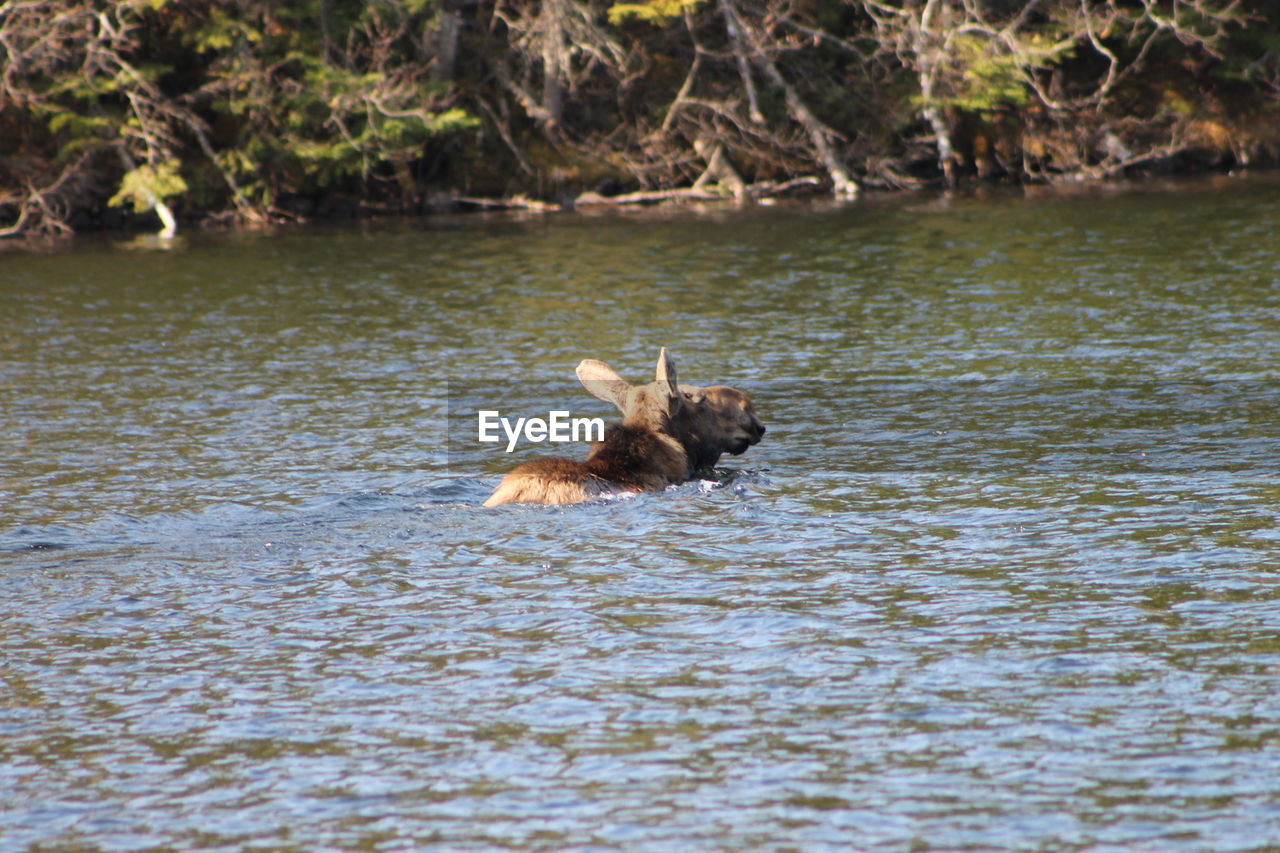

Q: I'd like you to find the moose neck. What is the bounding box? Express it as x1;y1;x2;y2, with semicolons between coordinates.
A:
586;423;689;488
665;407;720;473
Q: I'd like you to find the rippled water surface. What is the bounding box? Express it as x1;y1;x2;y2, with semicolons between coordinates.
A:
3;177;1280;851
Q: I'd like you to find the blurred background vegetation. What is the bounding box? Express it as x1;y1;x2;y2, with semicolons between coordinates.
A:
2;0;1278;236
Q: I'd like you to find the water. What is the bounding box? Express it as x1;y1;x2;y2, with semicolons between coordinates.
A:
2;176;1279;851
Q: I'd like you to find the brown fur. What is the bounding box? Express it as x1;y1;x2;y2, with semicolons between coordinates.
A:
483;349;764;507
671;384;765;472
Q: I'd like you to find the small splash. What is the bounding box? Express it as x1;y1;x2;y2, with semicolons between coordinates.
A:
22;541;71;552
3;526;75;554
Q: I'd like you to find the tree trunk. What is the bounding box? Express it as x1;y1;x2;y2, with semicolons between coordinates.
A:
915;0;956;187
541;0;569;128
728;2;858;196
432;2;460;82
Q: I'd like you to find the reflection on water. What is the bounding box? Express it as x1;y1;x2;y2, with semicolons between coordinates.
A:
2;176;1279;850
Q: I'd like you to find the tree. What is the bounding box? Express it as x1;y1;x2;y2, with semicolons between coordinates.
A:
855;0;1258;183
0;0;192;234
0;0;476;236
2;0;1277;237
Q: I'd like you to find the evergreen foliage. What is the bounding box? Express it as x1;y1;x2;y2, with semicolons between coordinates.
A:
1;0;1277;235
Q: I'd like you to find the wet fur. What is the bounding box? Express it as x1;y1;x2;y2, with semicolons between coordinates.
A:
483;350;764;507
483;424;687;506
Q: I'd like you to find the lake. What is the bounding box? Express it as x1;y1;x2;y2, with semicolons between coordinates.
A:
2;175;1279;851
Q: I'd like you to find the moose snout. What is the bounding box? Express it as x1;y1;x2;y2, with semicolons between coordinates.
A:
727;418;765;455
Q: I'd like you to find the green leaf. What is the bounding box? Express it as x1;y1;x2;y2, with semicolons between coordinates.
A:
109;160;188;212
47;112;114;136
608;0;703;25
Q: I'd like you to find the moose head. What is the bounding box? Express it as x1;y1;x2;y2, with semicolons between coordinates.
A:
576;347;765;473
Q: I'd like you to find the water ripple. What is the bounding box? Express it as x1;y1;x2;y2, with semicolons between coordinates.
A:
3;178;1280;850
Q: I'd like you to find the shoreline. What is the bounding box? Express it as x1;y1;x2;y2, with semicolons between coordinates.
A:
4;167;1277;254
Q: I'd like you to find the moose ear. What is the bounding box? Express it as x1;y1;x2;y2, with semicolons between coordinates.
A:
655;347;679;400
576;359;631;412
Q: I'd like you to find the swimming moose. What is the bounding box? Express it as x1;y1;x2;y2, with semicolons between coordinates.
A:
482;348;765;506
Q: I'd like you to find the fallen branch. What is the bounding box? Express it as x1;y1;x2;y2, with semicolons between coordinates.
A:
575;177;820;206
450;195;563;212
